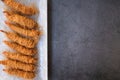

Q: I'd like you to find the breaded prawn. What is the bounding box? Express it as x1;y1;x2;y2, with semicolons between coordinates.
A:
4;41;37;56
3;51;37;64
0;60;36;72
4;11;38;29
0;30;36;48
5;21;41;38
1;0;37;15
3;69;36;79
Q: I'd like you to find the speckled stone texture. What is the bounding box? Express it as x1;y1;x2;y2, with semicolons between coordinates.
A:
48;0;120;80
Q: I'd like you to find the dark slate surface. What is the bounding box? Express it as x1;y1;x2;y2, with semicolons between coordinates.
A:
48;0;120;80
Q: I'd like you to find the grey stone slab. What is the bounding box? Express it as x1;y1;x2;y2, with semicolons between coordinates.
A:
48;0;120;80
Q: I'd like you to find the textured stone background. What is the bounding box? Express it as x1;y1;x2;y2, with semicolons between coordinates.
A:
48;0;120;80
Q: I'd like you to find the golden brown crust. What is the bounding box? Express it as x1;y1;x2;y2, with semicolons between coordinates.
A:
0;30;36;48
3;51;37;64
4;11;38;29
4;41;37;56
5;21;41;38
2;0;37;15
3;69;36;79
0;60;36;71
1;1;40;79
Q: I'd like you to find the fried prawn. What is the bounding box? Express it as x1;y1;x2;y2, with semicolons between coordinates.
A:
3;69;35;79
3;51;37;64
2;0;37;15
5;21;41;38
0;30;36;48
0;60;36;71
4;41;37;56
4;11;38;29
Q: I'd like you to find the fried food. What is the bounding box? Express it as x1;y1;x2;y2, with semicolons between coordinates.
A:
4;41;37;56
3;69;35;79
3;51;37;64
0;60;36;71
4;11;38;29
0;30;36;48
5;21;41;38
1;0;37;15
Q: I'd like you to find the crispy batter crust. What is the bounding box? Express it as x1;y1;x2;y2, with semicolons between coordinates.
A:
4;41;37;56
0;60;36;71
0;30;36;48
5;21;41;38
4;11;38;29
3;69;36;79
2;0;37;15
3;51;37;64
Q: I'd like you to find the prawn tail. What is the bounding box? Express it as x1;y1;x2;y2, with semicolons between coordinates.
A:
3;40;9;45
3;51;8;55
0;60;6;65
1;0;4;2
5;21;9;25
3;40;11;46
0;30;7;33
3;11;11;16
3;69;6;71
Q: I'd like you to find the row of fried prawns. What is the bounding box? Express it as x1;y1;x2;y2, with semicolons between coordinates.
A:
0;0;41;79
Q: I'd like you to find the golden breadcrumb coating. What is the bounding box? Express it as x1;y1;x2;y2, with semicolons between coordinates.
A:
0;30;36;48
3;69;36;79
3;51;37;64
4;11;38;29
2;0;38;15
0;60;36;71
5;21;41;38
4;41;37;56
